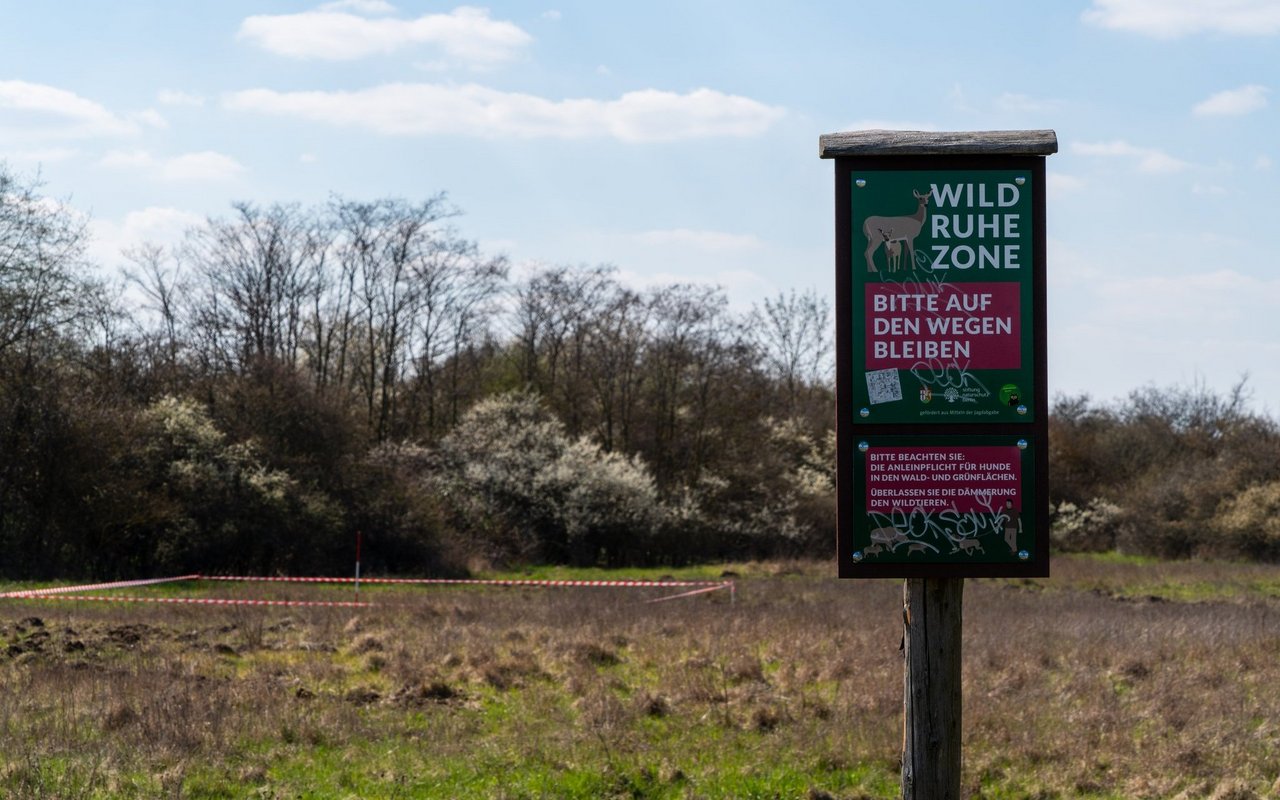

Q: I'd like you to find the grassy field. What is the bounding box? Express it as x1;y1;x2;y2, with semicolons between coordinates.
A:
1;555;1279;799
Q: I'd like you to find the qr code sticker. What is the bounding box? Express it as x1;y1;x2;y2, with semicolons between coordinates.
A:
865;368;902;405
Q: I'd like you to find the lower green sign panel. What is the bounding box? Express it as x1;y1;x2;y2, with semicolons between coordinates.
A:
841;434;1038;577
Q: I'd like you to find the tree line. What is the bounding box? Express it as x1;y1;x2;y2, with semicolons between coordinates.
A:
1049;379;1280;562
0;166;834;578
2;163;1276;579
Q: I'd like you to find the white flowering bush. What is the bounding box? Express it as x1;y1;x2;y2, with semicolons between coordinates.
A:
765;417;835;497
429;399;844;565
1050;498;1124;552
133;396;341;573
435;392;662;565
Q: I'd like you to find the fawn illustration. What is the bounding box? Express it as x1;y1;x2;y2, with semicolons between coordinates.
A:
878;228;902;272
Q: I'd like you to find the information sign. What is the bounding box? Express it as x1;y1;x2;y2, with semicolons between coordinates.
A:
824;130;1056;578
852;169;1035;424
845;435;1036;573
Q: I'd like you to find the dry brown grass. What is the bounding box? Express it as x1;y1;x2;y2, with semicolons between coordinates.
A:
0;557;1277;798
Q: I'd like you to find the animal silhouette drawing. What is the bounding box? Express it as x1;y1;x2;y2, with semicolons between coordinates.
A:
878;228;902;272
863;189;932;272
869;526;909;548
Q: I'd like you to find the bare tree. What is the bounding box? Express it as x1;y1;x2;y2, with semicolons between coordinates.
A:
586;285;649;452
123;242;187;374
751;288;832;415
331;195;495;442
419;240;507;434
510;265;616;435
183;202;322;376
0;166;95;365
643;283;731;486
511;266;569;394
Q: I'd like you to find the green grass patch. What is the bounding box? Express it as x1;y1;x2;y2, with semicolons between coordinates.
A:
5;556;1280;799
1069;551;1162;567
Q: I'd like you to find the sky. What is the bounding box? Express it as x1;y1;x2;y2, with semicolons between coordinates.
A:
1;0;1279;411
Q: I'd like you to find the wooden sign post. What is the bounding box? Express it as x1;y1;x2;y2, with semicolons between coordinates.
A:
902;577;962;798
820;129;1057;799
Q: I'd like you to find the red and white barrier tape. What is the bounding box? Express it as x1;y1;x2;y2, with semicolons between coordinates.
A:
0;574;735;607
200;575;727;589
14;594;374;608
0;575;200;599
645;583;735;603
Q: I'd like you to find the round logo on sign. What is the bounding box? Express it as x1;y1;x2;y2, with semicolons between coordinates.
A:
999;383;1021;407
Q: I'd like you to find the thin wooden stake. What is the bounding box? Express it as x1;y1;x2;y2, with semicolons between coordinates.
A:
355;531;362;602
902;577;963;800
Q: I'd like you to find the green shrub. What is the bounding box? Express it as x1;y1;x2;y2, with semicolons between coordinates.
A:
1212;481;1280;561
1050;381;1280;562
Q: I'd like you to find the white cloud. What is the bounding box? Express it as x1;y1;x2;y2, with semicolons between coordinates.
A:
542;9;562;21
124;207;206;240
939;85;1062;119
632;228;764;253
237;5;532;66
1047;173;1086;195
412;60;452;73
840;120;939;132
157;89;205;107
99;149;153;169
995;92;1064;114
162;152;246;181
1256;155;1274;170
224;83;785;142
99;149;246;182
1193;84;1269;116
613;265;775;309
1072;139;1190;173
133;109;168;129
7;148;79;165
1192;183;1228;196
321;0;396;12
88;206;206;265
0;80;138;138
1082;0;1280;38
946;84;977;115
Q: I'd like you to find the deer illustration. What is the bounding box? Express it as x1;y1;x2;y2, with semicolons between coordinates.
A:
950;537;984;555
863;189;932;272
870;526;909;548
878;227;902;272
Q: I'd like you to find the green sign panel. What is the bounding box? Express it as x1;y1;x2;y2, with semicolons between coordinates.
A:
849;434;1037;570
851;169;1035;424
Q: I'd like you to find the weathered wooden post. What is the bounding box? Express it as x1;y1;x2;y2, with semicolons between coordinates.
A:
820;130;1056;799
902;577;963;798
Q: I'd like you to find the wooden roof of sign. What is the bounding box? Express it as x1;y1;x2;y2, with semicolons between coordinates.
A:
819;129;1058;158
